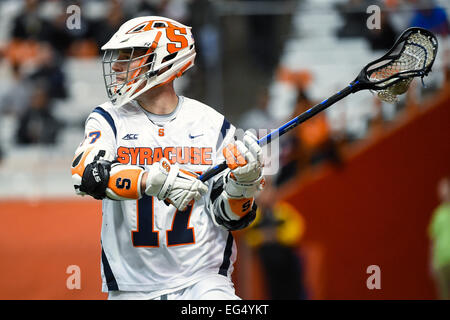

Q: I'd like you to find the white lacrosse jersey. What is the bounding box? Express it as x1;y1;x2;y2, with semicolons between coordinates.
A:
79;96;237;294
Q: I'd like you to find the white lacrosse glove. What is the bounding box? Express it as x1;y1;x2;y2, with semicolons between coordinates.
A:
144;158;208;211
222;130;265;199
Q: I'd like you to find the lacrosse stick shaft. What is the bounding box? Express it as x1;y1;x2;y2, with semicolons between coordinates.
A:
199;81;359;182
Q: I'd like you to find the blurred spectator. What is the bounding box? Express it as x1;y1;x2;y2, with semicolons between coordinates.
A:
335;0;372;38
91;0;127;54
409;0;449;36
126;0;190;23
65;1;99;58
273;133;301;187
125;0;160;17
428;176;450;299
187;0;219;99
1;42;67;116
365;8;398;51
16;85;63;145
11;0;47;41
0;63;33;117
239;87;275;133
238;86;304;188
294;90;342;169
272;66;313;125
18;0;99;58
27;42;68;100
384;0;416;33
64;0;95;41
158;0;191;24
5;39;41;73
246;179;308;299
10;0;94;58
245;0;278;73
42;5;78;57
264;68;316;186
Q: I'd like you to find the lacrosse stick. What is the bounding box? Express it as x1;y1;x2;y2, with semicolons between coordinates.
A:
198;27;438;182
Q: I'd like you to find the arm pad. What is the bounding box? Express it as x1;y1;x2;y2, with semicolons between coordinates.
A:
71;145;145;201
106;164;145;200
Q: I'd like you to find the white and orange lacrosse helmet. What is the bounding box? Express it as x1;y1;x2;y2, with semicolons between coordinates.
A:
101;16;196;106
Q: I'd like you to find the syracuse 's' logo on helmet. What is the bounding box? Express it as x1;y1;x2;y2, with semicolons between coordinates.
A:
125;20;182;34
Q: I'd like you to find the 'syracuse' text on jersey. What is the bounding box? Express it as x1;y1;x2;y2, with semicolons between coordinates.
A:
80;96;236;295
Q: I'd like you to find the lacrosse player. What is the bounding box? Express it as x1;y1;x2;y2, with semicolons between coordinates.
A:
71;16;265;300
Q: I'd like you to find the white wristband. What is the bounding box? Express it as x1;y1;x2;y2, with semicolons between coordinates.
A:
223;171;264;199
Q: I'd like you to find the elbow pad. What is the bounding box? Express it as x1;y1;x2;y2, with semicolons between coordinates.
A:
208;173;259;231
212;194;258;231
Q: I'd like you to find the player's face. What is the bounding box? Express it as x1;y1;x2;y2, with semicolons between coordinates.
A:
112;48;149;84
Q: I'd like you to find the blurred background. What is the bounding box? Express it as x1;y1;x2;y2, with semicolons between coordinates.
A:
0;0;449;300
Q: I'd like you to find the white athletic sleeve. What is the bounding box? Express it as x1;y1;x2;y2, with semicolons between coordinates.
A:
71;110;118;197
75;113;117;157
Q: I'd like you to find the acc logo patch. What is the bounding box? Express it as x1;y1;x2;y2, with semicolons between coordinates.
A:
122;134;139;140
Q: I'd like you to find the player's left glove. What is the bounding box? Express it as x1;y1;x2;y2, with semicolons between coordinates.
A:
71;146;116;199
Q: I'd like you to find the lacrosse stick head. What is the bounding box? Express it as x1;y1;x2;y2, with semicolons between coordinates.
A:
355;27;438;102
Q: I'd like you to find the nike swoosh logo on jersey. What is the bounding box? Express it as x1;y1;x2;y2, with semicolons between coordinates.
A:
189;134;204;139
122;134;139;140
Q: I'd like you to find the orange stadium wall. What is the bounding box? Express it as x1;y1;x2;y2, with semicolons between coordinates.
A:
0;199;107;300
281;91;450;299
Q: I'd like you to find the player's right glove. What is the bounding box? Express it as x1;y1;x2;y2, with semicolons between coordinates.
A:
144;158;209;211
222;130;265;202
207;130;265;231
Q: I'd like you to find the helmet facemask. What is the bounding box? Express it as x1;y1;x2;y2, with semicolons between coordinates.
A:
102;47;157;105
